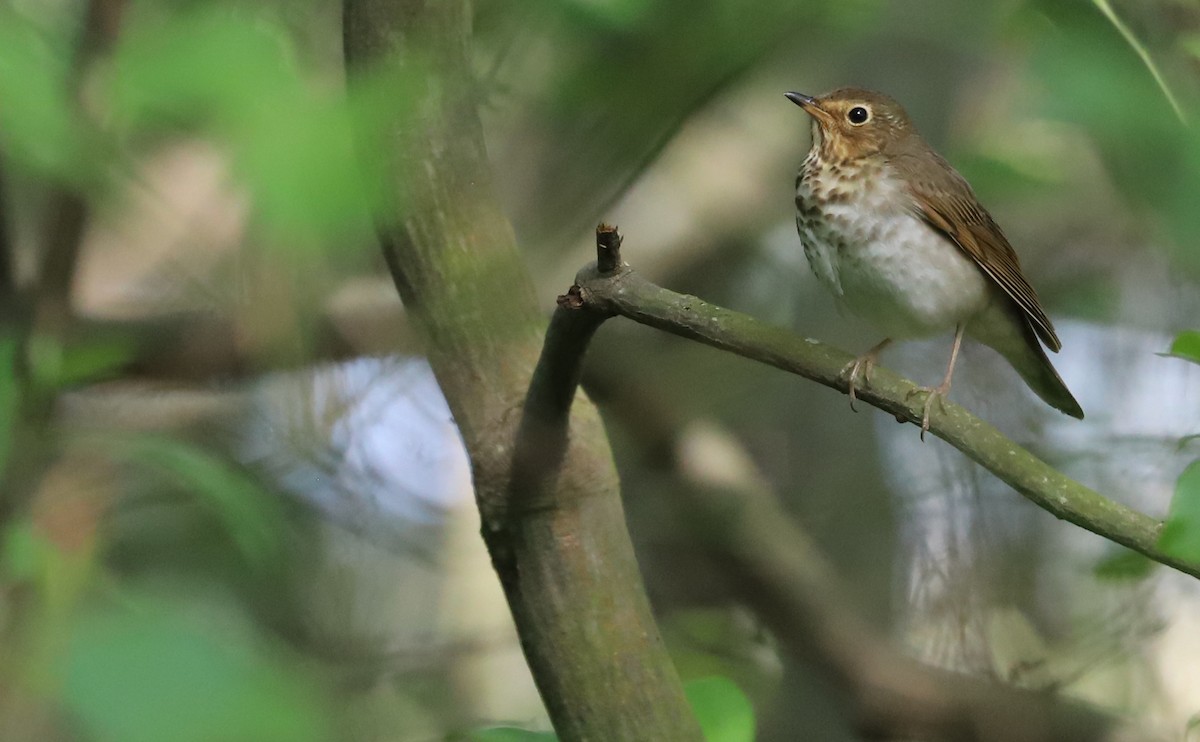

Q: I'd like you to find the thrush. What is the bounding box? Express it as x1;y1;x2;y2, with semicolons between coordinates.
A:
787;88;1083;436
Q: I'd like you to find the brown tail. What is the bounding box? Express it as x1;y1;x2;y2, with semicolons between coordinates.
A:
971;303;1084;419
1006;323;1084;419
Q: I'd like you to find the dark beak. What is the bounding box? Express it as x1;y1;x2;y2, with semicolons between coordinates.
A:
785;92;816;109
785;91;832;126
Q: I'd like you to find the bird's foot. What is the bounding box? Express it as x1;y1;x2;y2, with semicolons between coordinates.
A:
906;381;951;441
840;354;878;412
838;339;893;412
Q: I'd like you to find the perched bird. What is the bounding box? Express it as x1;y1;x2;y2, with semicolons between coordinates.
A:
787;88;1083;435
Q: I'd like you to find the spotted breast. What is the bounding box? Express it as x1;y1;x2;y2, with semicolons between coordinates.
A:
794;149;991;341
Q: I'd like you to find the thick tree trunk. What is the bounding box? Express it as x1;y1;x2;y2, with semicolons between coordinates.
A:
341;2;703;739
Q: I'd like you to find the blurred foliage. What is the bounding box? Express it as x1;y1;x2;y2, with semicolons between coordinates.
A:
0;0;415;246
1168;330;1200;365
469;675;753;742
1090;0;1186;123
1025;0;1200;270
0;337;21;480
0;5;97;183
1160;461;1200;563
1160;330;1200;566
106;435;286;572
64;598;329;742
0;429;330;741
469;727;558;742
1092;547;1156;581
660;607;777;701
684;676;756;742
476;0;888;244
29;333;139;392
107;3;411;244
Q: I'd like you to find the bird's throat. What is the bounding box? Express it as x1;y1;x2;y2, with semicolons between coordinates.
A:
808;122;862;168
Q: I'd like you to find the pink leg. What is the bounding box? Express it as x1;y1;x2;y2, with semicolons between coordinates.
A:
841;338;893;411
907;324;965;440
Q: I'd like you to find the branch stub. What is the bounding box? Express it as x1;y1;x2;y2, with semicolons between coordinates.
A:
596;223;624;274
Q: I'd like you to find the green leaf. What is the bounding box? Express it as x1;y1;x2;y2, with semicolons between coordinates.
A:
29;333;139;391
1159;461;1200;563
56;337;140;387
0;9;92;182
1;521;54;581
470;727;557;742
65;601;329;742
1093;548;1156;581
229;91;379;241
108;9;302;132
685;676;755;742
107;436;285;572
1166;331;1200;366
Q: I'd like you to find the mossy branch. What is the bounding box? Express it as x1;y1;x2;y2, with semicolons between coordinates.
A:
565;226;1196;580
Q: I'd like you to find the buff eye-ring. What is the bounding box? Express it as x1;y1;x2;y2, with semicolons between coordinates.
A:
847;106;870;125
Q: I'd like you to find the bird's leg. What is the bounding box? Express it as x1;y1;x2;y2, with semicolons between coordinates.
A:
840;338;892;411
906;323;965;440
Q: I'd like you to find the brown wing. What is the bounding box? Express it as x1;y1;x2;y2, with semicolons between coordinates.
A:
904;157;1062;352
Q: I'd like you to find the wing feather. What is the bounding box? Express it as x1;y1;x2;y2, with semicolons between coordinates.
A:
904;160;1062;352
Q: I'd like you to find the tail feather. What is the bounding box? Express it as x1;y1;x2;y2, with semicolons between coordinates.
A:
970;303;1084;419
1007;326;1084;419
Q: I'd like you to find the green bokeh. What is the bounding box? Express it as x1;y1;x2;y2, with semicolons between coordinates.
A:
1159;461;1200;563
64;600;330;742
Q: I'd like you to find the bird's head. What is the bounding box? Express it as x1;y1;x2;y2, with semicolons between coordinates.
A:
786;88;915;162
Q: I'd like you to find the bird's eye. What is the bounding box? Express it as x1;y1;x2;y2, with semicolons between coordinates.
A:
847;106;870;125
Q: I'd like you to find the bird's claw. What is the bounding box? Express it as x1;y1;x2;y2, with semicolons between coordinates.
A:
905;383;951;441
840;355;877;412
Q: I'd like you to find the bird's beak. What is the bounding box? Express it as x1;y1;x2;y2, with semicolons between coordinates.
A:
785;91;831;124
785;92;816;108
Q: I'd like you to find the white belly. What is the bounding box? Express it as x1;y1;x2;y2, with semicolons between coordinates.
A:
796;170;989;339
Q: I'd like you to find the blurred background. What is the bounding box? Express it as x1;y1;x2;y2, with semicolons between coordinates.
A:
1;0;1199;739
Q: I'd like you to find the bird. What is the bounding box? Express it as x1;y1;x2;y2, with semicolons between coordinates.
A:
786;87;1083;436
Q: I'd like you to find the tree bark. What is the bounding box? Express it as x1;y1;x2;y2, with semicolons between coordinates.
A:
341;2;702;740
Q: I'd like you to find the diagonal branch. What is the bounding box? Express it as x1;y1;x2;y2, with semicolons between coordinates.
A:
564;227;1196;580
673;423;1127;742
